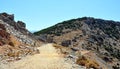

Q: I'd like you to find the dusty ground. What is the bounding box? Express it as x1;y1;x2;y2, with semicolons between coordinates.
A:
0;43;84;69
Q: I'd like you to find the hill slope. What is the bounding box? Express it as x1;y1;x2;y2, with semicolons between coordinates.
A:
34;17;120;68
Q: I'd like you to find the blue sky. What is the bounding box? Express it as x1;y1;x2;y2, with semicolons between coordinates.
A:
0;0;120;31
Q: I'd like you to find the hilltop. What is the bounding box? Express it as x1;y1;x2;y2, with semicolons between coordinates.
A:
34;17;120;69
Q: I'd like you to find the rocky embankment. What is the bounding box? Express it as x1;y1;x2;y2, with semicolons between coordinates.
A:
0;13;41;62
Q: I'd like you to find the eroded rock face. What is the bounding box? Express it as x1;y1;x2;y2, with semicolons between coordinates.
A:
0;23;10;46
0;12;40;46
0;13;27;34
17;21;26;28
0;13;15;26
0;12;41;62
0;23;6;30
0;13;14;21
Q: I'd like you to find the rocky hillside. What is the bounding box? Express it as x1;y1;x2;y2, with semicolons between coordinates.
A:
34;17;120;69
0;13;41;62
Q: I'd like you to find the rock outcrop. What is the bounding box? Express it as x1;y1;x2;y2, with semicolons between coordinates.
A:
0;12;41;62
0;12;40;46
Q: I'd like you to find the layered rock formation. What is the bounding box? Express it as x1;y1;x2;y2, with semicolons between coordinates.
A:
0;13;41;62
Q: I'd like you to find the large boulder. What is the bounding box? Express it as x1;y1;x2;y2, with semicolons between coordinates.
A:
0;12;14;21
17;21;26;28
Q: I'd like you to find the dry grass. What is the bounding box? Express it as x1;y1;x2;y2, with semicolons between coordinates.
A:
53;44;71;55
10;35;21;46
53;44;66;49
76;56;99;69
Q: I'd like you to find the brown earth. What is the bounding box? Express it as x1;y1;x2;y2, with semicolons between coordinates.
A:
0;44;84;69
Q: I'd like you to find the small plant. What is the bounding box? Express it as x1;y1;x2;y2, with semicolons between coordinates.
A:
76;56;99;69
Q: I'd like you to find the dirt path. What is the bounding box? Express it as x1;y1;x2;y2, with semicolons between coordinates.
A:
1;44;84;69
80;50;90;55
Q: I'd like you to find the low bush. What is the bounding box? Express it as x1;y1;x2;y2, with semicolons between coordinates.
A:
76;56;99;69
